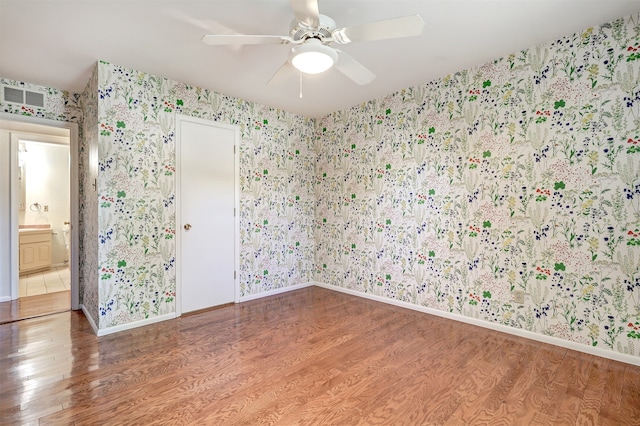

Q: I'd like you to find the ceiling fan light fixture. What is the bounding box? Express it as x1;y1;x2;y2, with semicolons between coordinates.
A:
290;40;338;74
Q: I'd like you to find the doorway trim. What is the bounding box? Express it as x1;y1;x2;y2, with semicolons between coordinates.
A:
175;115;240;317
0;112;80;310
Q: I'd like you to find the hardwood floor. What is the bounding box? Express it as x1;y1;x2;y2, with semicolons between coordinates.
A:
1;286;639;425
0;290;70;325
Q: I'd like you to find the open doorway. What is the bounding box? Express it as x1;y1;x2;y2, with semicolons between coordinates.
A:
17;138;70;295
0;114;79;323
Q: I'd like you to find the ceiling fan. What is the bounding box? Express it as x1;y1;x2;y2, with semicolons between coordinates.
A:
201;0;425;86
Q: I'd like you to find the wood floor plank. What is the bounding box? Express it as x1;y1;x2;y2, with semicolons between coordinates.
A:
0;290;70;324
618;364;640;424
199;303;419;424
442;359;510;425
287;330;431;425
598;355;626;423
508;345;567;420
1;286;639;425
575;358;610;424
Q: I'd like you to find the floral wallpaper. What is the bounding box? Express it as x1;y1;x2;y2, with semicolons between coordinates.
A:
80;65;100;326
0;78;82;122
315;13;640;358
93;61;315;328
3;12;639;362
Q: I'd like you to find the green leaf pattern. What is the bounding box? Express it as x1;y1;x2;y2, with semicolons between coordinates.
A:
316;14;640;358
2;13;640;360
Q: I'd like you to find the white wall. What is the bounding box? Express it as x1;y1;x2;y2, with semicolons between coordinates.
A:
21;141;70;265
0;130;11;301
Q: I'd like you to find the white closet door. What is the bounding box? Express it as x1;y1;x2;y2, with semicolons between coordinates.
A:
178;117;236;313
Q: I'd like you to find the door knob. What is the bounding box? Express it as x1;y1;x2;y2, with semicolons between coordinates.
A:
184;223;192;230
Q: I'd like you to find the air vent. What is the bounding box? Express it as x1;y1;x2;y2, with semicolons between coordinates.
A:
24;90;45;107
2;85;46;108
4;87;23;103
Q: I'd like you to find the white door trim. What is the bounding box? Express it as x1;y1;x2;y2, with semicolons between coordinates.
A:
0;113;80;310
175;115;240;316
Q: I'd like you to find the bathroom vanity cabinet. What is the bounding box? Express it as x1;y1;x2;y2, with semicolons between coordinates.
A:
19;229;52;274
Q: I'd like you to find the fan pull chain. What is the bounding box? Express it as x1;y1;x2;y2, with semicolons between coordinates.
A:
299;71;303;99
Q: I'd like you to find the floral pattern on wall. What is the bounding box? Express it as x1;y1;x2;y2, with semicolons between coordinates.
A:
315;13;640;358
80;65;100;326
94;61;315;328
0;78;82;123
3;12;639;362
0;77;88;311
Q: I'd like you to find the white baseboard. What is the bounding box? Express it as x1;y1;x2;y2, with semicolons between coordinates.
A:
81;304;99;334
0;295;11;302
80;284;312;336
79;280;639;366
313;281;640;367
81;304;176;337
239;281;314;302
96;312;177;337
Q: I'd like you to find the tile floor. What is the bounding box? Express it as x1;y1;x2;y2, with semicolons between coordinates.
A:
19;266;71;297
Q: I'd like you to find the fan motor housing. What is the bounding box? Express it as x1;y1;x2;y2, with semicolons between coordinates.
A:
289;14;336;42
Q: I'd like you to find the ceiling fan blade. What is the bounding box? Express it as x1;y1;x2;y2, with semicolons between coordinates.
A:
165;8;236;34
268;61;295;86
334;15;425;44
201;34;292;45
289;0;320;28
334;50;376;85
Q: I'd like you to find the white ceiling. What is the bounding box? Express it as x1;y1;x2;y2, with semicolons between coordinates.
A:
1;0;639;118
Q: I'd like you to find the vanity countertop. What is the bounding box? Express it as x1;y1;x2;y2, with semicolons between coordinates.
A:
18;225;51;234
